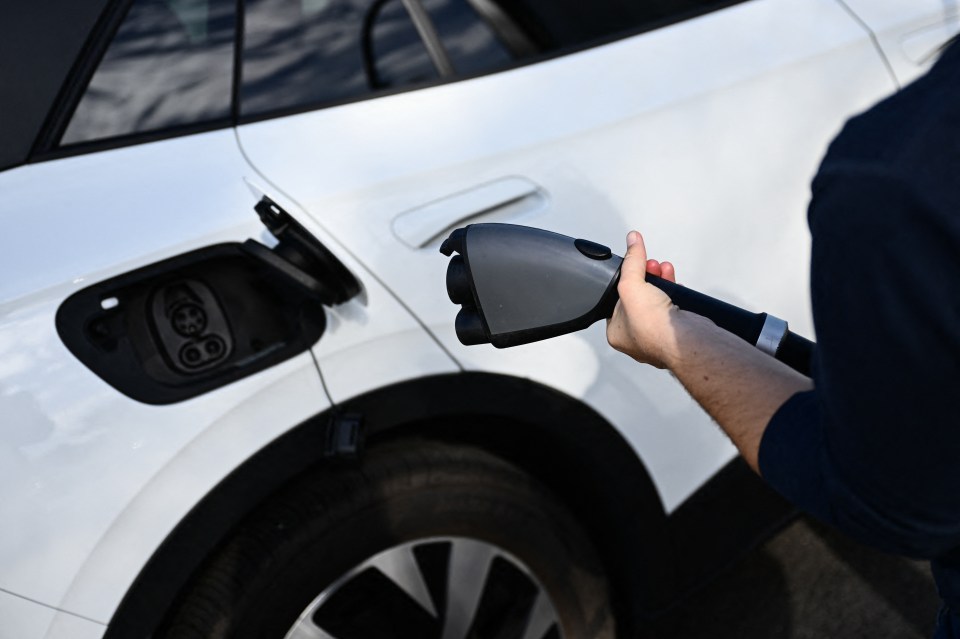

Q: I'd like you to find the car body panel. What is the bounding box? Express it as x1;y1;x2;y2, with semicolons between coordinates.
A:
0;126;458;623
243;187;461;403
236;0;896;511
52;355;329;623
0;131;333;618
39;613;107;639
0;590;106;639
0;590;59;639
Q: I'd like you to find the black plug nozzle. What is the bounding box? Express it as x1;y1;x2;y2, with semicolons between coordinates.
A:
445;255;474;305
455;307;489;345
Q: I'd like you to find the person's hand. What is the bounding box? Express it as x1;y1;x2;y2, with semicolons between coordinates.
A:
606;231;680;369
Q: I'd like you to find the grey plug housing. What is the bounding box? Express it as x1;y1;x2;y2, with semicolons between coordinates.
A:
440;224;622;348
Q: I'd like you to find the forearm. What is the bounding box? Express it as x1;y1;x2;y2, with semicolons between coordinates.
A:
662;309;813;472
606;230;813;473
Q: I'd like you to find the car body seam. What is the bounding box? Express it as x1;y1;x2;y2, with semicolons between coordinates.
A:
230;127;466;372
833;0;901;89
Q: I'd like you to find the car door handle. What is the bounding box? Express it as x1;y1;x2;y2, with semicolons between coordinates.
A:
392;176;546;249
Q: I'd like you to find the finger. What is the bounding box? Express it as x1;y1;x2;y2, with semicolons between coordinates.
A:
619;231;649;288
660;261;676;283
646;259;662;277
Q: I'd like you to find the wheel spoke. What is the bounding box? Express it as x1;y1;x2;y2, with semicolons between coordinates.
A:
521;591;559;639
284;618;339;639
368;544;438;617
440;538;496;639
285;536;565;639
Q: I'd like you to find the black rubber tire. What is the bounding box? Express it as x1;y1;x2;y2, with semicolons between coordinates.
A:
157;439;616;639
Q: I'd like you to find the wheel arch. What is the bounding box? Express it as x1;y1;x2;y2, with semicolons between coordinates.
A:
103;372;676;639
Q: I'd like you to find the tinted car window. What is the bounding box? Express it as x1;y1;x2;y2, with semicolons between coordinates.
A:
425;0;512;76
369;0;438;89
240;0;513;118
495;0;734;51
242;0;440;117
61;0;235;146
239;0;734;119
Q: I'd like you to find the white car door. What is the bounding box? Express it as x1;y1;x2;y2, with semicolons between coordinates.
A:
236;0;897;510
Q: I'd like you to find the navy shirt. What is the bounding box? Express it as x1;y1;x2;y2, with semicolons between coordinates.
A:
758;41;960;637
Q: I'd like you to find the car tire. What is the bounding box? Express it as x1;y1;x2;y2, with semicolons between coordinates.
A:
156;439;616;639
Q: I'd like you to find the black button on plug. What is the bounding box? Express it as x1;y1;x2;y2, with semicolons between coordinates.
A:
574;238;612;260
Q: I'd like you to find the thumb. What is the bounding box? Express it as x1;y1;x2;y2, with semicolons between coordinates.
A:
619;230;649;285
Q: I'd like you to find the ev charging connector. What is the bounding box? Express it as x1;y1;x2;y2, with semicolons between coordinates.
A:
440;223;813;375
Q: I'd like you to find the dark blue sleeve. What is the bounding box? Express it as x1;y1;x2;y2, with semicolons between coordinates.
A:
757;389;933;557
757;166;960;560
757;391;829;522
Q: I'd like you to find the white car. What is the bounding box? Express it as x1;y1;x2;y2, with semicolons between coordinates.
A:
1;1;953;637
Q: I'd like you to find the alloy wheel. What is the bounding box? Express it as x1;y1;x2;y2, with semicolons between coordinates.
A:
283;536;563;639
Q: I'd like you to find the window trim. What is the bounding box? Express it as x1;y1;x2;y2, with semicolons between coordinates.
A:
30;118;235;163
30;0;136;160
231;0;245;124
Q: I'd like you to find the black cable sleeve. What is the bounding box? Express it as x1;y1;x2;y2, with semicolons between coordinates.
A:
643;274;816;376
644;274;767;346
775;331;815;377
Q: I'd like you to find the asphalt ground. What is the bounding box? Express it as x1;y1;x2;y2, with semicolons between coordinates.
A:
648;516;942;639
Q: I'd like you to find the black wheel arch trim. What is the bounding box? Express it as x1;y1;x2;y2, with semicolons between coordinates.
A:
101;372;678;638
